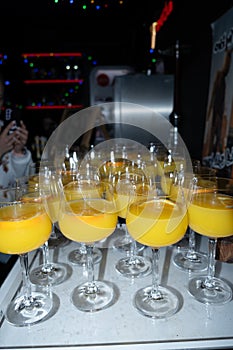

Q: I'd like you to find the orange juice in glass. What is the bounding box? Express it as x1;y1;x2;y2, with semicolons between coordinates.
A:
45;196;60;223
127;198;188;247
0;188;53;327
98;147;149;255
64;180;101;202
64;177;104;266
188;192;233;238
114;179;134;219
59;179;118;312
99;158;132;183
125;179;188;319
114;162;149;218
113;162;153;279
0;202;51;255
17;171;68;287
188;177;233;305
61;169;77;186
59;197;117;243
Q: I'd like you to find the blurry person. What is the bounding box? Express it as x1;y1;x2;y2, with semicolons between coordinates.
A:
0;72;32;189
203;48;232;156
0;72;32;279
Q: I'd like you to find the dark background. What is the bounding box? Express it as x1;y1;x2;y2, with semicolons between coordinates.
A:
0;0;232;65
0;0;233;160
0;1;231;57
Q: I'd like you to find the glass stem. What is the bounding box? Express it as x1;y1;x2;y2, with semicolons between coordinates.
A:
41;241;53;273
151;248;162;299
20;253;32;300
123;222;132;244
86;244;97;292
186;228;198;260
50;222;57;239
188;228;196;253
205;238;217;286
129;239;137;262
80;243;87;254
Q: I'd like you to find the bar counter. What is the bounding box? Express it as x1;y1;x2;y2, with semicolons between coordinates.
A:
1;228;233;350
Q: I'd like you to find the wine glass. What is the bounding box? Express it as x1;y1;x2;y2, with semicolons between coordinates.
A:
188;176;233;304
29;162;68;248
59;173;118;312
173;165;217;272
62;147;103;266
98;142;147;255
18;170;70;286
114;159;153;278
66;161;102;266
126;175;189;318
0;186;55;326
98;144;134;251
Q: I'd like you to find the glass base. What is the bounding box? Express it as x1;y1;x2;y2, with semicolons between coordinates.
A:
188;276;232;305
71;280;115;312
115;256;152;278
173;250;208;272
68;247;102;266
134;285;179;319
5;291;53;327
30;263;69;286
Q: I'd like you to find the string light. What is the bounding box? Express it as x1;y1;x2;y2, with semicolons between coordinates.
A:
52;0;126;11
0;54;8;66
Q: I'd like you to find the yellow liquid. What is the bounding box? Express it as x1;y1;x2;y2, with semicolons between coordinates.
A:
160;174;173;195
61;170;77;186
99;158;133;186
46;197;60;223
114;181;132;219
21;192;42;203
115;182;150;219
59;199;118;243
64;181;102;201
22;191;60;223
161;176;216;203
0;203;52;254
157;160;176;176
157;158;185;177
115;193;129;219
126;199;188;247
28;174;40;191
188;193;233;238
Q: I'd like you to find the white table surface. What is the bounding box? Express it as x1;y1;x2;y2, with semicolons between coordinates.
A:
1;228;233;350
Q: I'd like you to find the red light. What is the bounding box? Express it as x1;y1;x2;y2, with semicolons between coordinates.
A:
24;79;84;84
25;105;83;110
156;0;173;32
22;52;83;58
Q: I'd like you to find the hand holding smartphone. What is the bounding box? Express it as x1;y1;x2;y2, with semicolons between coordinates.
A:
3;108;21;134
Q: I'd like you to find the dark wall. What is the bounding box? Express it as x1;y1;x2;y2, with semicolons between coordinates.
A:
0;0;232;163
178;27;213;161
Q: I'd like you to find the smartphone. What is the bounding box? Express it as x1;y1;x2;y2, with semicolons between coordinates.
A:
3;108;21;134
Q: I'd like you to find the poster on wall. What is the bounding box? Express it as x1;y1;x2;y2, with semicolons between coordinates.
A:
202;6;233;177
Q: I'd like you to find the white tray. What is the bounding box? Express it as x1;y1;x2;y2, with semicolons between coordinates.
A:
1;230;233;350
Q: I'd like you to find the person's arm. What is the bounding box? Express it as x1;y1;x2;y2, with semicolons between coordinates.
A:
12;120;29;156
